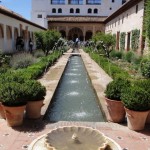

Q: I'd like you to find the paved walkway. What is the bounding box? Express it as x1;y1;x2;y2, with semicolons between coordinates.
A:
0;49;150;150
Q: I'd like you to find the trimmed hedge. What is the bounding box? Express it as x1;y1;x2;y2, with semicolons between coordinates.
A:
16;51;61;79
89;52;130;79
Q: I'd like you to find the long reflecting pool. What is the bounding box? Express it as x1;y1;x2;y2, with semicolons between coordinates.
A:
44;54;105;122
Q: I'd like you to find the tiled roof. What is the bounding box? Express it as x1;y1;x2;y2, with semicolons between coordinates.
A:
0;5;23;18
47;16;107;23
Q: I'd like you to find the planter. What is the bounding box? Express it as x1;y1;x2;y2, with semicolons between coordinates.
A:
125;107;149;131
0;102;5;119
2;104;26;127
105;97;125;123
26;100;44;119
146;112;150;124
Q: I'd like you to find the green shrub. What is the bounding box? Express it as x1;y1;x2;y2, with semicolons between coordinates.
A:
131;29;140;51
132;55;142;65
0;71;26;83
105;78;130;100
90;53;130;79
121;85;150;111
34;49;45;58
140;57;150;78
24;80;46;101
10;52;37;69
0;82;27;106
110;50;123;59
125;51;135;63
120;32;126;50
132;79;150;95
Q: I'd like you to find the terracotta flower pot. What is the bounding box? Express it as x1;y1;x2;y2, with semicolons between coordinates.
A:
26;100;44;119
125;107;149;131
0;102;5;119
105;97;125;123
146;112;150;124
3;104;26;127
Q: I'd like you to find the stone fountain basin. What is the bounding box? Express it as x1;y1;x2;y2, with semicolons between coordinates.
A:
28;126;122;150
45;126;108;150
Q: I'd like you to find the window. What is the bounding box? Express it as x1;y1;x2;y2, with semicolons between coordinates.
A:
94;8;98;14
118;18;120;25
88;8;92;13
51;0;65;4
122;16;124;24
58;8;62;13
70;8;74;13
76;8;80;13
110;7;112;10
86;0;101;5
37;14;42;18
136;5;138;14
112;0;114;2
69;0;83;4
52;8;56;13
122;0;126;4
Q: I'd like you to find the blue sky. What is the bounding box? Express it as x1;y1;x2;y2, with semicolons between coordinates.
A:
0;0;31;20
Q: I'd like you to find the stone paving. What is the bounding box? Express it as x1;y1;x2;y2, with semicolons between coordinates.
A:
0;49;150;150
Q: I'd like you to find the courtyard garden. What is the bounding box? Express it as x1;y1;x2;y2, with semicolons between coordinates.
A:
84;31;150;131
0;30;69;126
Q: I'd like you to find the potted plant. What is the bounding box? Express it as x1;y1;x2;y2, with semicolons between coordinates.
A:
24;80;46;119
104;77;130;123
121;85;150;131
132;79;150;124
0;72;27;120
0;82;27;127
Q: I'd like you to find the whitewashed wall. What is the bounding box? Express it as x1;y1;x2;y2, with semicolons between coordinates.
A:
0;13;45;53
105;0;144;53
31;0;123;28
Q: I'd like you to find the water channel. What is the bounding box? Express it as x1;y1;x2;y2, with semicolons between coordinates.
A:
44;50;105;122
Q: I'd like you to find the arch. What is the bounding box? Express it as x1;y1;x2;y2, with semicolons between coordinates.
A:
94;8;98;14
58;8;62;13
68;27;83;41
6;26;12;39
76;8;80;13
0;24;4;51
6;25;12;52
0;24;4;38
52;8;56;13
28;31;31;40
85;31;93;41
60;30;66;38
88;8;92;14
14;28;19;41
70;8;74;13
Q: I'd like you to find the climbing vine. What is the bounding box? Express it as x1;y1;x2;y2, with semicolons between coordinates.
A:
131;29;140;51
143;0;150;48
120;32;126;50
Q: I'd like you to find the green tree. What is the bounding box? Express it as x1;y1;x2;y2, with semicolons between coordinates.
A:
34;30;61;55
92;32;116;58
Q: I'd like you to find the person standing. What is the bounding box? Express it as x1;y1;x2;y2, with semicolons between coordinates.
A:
29;38;33;53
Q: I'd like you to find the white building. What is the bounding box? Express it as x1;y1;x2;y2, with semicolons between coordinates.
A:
105;0;146;54
0;5;46;53
31;0;126;28
31;0;127;41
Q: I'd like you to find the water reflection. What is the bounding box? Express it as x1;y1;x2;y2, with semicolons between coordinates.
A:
44;55;105;122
